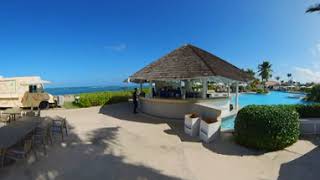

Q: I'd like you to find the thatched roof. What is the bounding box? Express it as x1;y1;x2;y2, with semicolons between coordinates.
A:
129;44;251;83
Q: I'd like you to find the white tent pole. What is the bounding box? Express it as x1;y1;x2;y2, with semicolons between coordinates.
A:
181;80;186;99
149;81;153;98
202;78;208;99
235;82;239;110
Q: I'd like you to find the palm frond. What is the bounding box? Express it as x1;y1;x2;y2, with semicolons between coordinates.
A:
306;4;320;13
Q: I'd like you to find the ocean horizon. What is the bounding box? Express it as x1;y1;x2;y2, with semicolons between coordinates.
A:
45;85;137;95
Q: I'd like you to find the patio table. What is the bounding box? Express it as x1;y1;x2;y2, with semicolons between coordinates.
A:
0;116;41;167
2;108;23;122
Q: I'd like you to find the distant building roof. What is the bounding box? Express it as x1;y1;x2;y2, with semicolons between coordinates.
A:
129;44;251;83
265;81;280;87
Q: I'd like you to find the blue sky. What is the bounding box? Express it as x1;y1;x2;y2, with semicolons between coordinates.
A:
0;0;320;87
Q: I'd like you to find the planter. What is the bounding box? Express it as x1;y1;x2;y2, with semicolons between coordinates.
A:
199;118;221;143
184;114;200;137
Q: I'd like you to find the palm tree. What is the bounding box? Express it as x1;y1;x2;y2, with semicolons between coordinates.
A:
258;61;272;82
275;76;280;82
244;68;256;80
287;73;293;85
287;73;292;80
306;4;320;13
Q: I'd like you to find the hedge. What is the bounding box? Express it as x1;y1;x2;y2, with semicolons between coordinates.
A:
234;105;300;151
306;84;320;102
77;90;133;108
256;88;269;94
290;104;320;118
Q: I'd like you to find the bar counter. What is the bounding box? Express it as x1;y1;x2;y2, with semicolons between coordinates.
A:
139;97;224;120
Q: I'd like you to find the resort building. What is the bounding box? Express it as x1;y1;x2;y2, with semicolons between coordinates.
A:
128;44;251;119
265;80;281;90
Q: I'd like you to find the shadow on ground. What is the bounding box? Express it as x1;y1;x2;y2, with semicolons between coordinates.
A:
100;103;200;142
277;136;320;180
99;103;320;179
99;103;166;124
166;121;264;156
0;118;183;180
100;103;263;156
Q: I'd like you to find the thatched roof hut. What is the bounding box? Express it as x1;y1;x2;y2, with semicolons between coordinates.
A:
129;44;250;83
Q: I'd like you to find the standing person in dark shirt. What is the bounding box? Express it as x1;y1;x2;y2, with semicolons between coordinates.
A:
152;88;156;98
133;88;138;114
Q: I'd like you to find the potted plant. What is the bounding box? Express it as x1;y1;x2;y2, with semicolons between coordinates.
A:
184;113;200;137
199;117;221;143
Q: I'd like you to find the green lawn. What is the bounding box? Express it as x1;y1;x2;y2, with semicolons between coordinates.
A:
63;101;81;109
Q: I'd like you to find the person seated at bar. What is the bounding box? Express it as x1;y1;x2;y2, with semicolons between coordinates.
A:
160;88;166;98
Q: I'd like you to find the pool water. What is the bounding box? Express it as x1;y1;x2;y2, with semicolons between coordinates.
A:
221;115;237;130
221;91;308;130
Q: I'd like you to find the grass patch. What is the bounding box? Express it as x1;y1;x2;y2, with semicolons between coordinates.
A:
72;88;150;108
77;90;132;107
63;101;81;109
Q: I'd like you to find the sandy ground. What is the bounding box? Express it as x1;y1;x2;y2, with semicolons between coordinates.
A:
0;102;320;180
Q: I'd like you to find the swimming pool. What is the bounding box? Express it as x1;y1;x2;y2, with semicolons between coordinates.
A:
221;91;308;130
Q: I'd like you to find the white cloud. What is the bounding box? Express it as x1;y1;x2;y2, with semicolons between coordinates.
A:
293;67;320;83
311;49;317;57
104;43;127;52
308;42;320;69
310;42;320;57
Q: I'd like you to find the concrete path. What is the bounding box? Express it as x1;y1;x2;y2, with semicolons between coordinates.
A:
0;103;319;180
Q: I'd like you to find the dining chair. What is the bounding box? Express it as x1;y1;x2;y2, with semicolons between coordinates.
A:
37;109;41;117
0;114;10;125
33;125;50;155
25;111;36;117
11;107;23;121
0;149;5;168
5;135;36;161
50;116;68;142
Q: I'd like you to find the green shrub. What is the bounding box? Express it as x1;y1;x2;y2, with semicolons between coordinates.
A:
301;87;312;94
255;88;263;94
256;88;268;94
77;90;133;108
290;104;320;118
74;88;150;108
234;105;300;151
306;84;320;102
250;87;257;92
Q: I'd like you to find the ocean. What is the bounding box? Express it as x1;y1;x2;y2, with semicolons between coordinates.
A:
45;86;137;95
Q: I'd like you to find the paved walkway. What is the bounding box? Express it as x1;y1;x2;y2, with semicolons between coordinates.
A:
0;103;319;180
